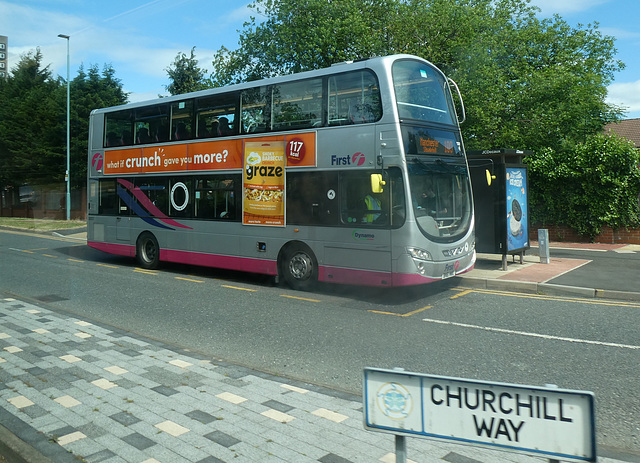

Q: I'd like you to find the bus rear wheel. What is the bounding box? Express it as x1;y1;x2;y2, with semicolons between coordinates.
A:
281;243;317;291
136;232;160;269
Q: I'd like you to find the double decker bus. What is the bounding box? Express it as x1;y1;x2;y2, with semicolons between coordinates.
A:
87;54;475;289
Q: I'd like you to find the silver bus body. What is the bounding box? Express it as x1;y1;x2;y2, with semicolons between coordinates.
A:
87;54;475;288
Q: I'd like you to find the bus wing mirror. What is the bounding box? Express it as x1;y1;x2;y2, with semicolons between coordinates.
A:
371;173;386;193
486;169;496;186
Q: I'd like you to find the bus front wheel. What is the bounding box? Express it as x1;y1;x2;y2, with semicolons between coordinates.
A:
136;232;160;269
281;243;317;291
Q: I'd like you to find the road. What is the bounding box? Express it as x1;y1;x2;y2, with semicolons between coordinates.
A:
1;229;639;456
545;245;640;293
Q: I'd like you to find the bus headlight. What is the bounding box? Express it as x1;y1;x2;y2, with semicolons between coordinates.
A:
408;247;432;261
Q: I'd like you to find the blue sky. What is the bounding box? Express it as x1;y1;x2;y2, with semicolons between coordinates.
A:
1;0;639;118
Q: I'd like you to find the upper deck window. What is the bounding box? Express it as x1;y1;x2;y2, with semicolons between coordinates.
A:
103;68;383;148
272;78;323;130
393;60;456;126
328;70;381;126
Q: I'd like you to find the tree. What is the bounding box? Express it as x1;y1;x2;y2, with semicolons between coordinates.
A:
0;51;128;194
165;47;209;95
210;0;399;87
452;4;625;153
0;49;64;188
69;64;128;187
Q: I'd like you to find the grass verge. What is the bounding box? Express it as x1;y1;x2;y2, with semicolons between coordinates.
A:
0;217;86;231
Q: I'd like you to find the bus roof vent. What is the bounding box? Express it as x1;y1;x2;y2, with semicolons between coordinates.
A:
331;60;354;66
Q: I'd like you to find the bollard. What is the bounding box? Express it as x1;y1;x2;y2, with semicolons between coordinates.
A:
538;229;550;264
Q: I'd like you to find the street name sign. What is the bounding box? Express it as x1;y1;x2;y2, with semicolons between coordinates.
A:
363;368;596;462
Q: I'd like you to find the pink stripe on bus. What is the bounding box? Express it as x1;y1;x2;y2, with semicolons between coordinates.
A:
88;241;135;257
117;178;192;229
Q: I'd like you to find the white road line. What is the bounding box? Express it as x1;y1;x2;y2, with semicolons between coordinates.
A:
422;318;640;350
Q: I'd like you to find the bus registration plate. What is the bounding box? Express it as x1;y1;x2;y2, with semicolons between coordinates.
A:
442;263;456;279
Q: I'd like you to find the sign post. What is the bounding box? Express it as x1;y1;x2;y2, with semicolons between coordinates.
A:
363;368;596;462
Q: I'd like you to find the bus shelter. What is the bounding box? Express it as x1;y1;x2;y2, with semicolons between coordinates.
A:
468;149;532;269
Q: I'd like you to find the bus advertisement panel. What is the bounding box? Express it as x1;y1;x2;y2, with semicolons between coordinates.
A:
100;133;315;176
243;141;286;226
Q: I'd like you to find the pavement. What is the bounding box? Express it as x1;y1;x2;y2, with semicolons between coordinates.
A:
459;242;640;302
1;229;640;463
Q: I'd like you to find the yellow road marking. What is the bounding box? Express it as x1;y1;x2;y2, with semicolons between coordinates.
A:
67;259;84;263
368;306;431;317
97;263;118;269
453;286;640;308
134;268;158;275
222;285;257;292
175;277;204;283
42;254;57;258
450;289;473;299
280;295;321;302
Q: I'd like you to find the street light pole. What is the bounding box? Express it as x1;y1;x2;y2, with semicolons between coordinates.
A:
58;34;70;220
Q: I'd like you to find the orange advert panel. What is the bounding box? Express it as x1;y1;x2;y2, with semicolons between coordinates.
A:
243;141;285;227
102;133;315;175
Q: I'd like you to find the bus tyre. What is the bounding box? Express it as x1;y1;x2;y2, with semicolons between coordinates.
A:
281;243;317;291
136;232;160;270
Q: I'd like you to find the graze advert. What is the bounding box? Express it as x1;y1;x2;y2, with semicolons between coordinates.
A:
243;141;285;226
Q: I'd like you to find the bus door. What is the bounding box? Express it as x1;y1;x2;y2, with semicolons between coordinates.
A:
115;179;132;242
325;171;395;283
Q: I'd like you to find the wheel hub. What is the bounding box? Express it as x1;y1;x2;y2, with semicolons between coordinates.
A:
289;253;312;280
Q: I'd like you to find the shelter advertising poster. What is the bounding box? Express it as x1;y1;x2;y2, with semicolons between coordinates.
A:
243;141;285;226
506;167;528;252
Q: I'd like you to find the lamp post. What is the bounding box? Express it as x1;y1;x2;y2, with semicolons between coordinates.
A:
58;34;70;220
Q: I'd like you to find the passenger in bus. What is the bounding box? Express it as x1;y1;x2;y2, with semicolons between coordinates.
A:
174;122;189;140
198;121;209;138
106;132;120;147
210;118;221;137
122;130;133;145
218;117;232;136
155;123;169;142
137;128;151;144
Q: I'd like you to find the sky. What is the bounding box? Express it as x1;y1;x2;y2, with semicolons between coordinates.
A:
1;0;639;119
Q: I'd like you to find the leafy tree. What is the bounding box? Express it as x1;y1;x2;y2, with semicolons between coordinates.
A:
0;51;128;194
166;47;209;95
526;134;640;238
453;6;625;153
210;0;399;86
0;49;64;188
